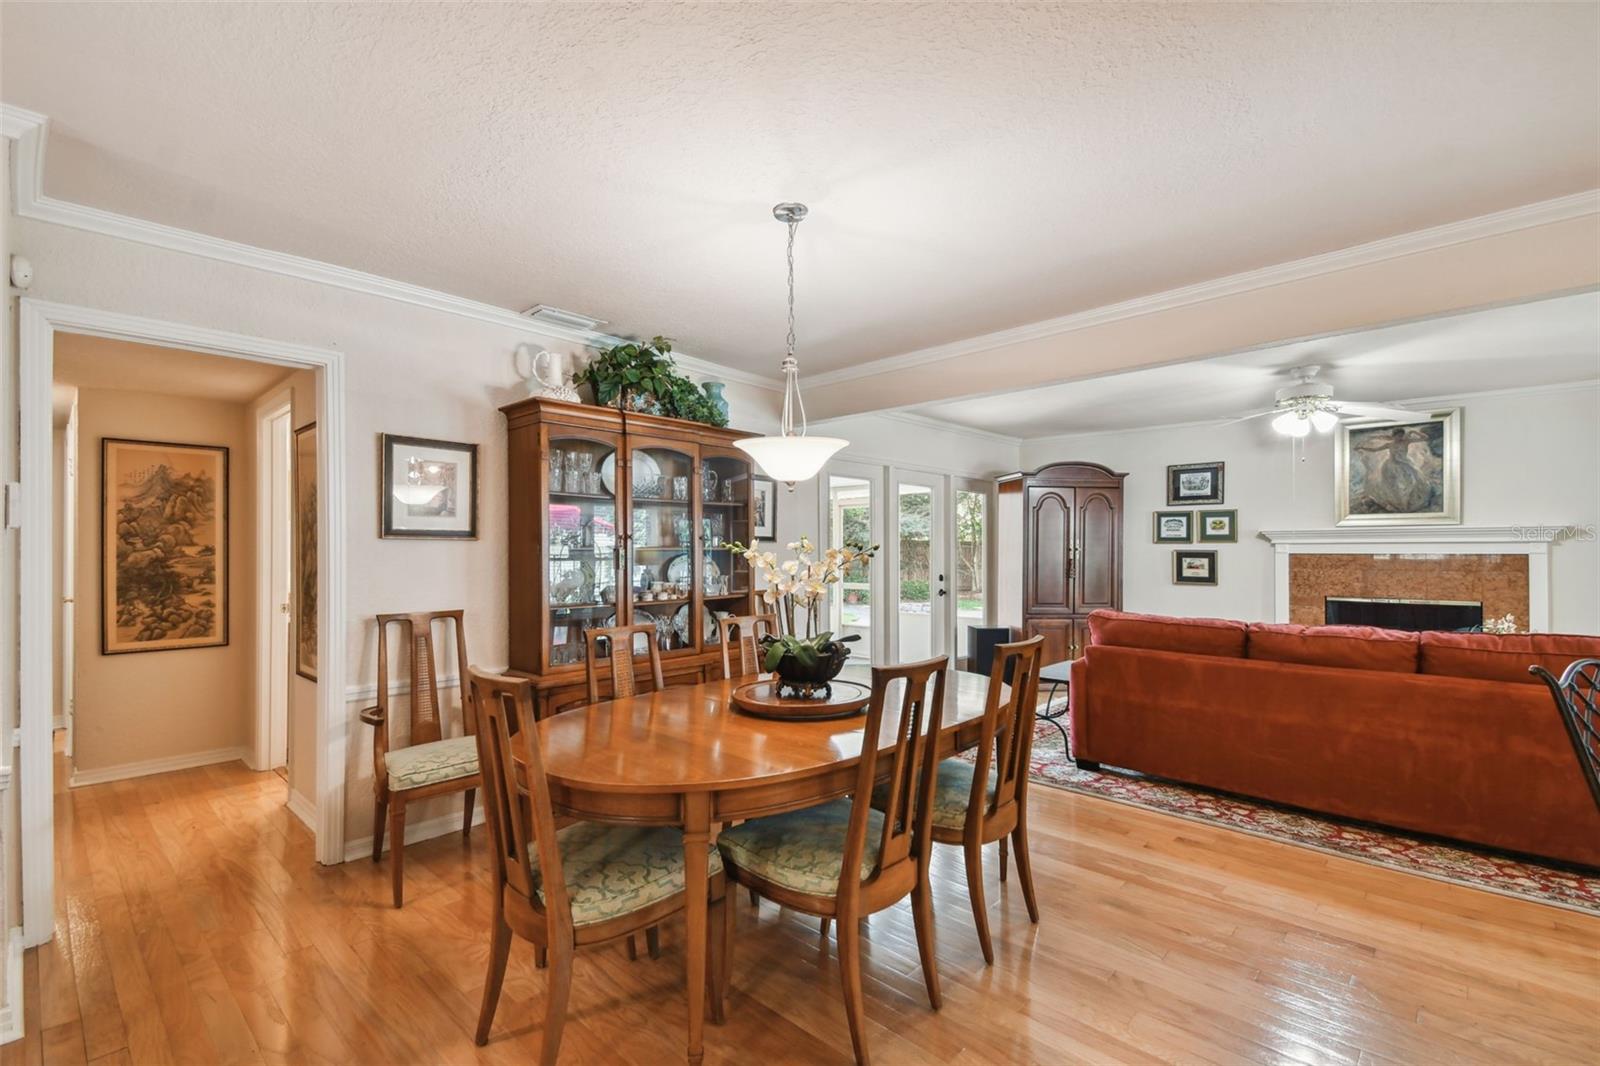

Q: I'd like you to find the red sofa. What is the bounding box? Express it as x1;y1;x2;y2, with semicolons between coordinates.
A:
1068;610;1600;867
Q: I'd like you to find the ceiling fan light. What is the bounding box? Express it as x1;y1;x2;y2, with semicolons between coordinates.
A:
1271;411;1309;437
1310;409;1339;433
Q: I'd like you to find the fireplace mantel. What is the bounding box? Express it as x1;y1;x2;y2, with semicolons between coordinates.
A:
1257;526;1556;630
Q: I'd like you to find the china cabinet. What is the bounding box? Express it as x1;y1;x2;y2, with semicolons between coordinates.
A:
504;397;758;716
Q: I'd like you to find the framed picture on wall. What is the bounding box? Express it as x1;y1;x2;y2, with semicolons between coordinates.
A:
1196;509;1238;543
1166;461;1224;506
1334;408;1461;526
752;475;777;539
293;421;318;681
1152;511;1193;543
380;433;479;539
101;437;229;654
1173;549;1218;586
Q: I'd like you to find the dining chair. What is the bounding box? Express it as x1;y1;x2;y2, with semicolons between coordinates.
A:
717;656;950;1066
467;667;730;1063
584;622;666;704
918;635;1045;964
717;613;778;680
1531;658;1600;814
358;610;480;908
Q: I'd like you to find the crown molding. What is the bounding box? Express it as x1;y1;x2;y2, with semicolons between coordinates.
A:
808;191;1600;390
0;103;779;390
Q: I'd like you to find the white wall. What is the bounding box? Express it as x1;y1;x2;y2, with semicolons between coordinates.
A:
1015;382;1600;634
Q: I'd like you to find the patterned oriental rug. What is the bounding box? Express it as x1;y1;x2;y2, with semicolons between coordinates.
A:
974;717;1600;915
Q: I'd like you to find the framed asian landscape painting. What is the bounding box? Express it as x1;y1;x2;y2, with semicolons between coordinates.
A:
102;437;228;654
1335;408;1461;526
294;422;318;681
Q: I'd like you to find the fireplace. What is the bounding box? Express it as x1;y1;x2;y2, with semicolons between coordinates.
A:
1324;596;1483;632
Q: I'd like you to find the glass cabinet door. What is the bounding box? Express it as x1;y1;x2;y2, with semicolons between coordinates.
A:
546;435;619;668
700;450;755;648
626;441;697;654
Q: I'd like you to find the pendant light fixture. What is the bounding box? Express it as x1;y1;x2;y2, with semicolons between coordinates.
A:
734;202;847;488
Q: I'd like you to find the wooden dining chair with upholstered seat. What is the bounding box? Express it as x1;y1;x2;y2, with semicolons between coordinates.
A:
358;610;480;908
918;634;1045;964
717;656;950;1066
584;622;666;703
467;667;730;1063
717;613;778;680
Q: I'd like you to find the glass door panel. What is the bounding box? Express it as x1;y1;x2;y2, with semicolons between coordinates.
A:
895;479;944;662
826;474;874;655
546;436;618;668
627;444;696;654
954;486;989;660
701;452;753;647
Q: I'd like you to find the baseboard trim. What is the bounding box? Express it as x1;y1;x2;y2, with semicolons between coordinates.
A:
342;806;486;863
0;926;25;1045
68;746;250;788
51;716;64;732
286;789;317;832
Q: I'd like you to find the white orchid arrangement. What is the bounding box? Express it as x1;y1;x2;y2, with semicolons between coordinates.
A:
726;535;879;642
1482;613;1520;635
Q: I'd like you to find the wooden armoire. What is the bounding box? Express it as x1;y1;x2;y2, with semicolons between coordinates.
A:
997;461;1127;664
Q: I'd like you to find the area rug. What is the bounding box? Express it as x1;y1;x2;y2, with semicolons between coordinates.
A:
984;715;1600;916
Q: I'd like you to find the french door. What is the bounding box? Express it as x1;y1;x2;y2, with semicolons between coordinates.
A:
894;476;945;663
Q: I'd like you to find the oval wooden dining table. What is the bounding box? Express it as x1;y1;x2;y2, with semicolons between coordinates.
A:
536;665;993;1065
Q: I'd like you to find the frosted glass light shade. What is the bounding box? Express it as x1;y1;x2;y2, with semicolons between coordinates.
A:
1310;409;1339;433
1271;411;1311;437
734;434;848;484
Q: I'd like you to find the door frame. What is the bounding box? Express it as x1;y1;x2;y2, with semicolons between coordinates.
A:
18;298;350;948
253;387;294;773
58;399;78;758
816;459;889;666
889;471;948;663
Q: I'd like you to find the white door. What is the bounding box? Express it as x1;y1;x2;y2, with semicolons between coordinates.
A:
268;407;292;770
893;476;946;663
822;463;885;665
951;478;994;665
61;404;78;759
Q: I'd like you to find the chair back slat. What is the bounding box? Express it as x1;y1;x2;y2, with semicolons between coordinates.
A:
972;636;1045;821
468;668;569;928
718;614;778;680
1532;658;1600;814
841;656;949;900
376;610;471;746
584;623;666;703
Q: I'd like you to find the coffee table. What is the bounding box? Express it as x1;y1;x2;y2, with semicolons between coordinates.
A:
1037;660;1071;750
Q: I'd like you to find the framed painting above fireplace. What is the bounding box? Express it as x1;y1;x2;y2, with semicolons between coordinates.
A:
1335;408;1460;526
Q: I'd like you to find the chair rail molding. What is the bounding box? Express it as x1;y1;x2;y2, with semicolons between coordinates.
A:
1257;526;1560;630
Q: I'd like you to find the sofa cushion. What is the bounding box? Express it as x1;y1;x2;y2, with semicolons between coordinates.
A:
1247;623;1419;674
1087;609;1247;658
1419;631;1600;685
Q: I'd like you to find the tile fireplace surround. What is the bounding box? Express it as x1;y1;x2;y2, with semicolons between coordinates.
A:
1258;527;1558;631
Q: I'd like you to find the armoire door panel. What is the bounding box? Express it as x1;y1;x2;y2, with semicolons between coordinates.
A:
1075;489;1120;612
1026;488;1073;611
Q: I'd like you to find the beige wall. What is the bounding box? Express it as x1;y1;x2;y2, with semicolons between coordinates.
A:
71;387;256;773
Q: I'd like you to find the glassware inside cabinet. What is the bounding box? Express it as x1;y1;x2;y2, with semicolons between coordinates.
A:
701;454;754;640
629;446;695;652
547;437;618;667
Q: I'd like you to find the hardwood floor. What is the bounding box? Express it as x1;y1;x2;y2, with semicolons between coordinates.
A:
9;742;1598;1065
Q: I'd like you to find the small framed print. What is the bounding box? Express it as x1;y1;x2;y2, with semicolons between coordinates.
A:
752;475;777;539
1173;549;1218;586
293;422;318;680
1153;511;1193;543
1167;461;1224;506
1196;509;1238;543
381;434;479;539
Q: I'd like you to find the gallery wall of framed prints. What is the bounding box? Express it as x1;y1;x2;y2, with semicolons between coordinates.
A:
1159;463;1235;586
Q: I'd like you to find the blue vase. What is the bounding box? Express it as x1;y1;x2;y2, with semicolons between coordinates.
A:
702;381;730;421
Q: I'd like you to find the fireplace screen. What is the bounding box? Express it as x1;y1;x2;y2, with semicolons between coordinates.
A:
1324;597;1484;632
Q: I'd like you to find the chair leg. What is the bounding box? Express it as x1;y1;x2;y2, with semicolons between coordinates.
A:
371;793;388;862
535;946;547;969
717;881;736;1019
709;892;728;1025
911;879;942;1011
626;935;638;961
389;802;407;908
747;886;759;907
474;911;512;1046
963;837;994;965
646;925;661;959
999;836;1008;883
462;787;476;837
538;936;575;1066
1012;820;1040;925
819;916;831;938
836;912;871;1066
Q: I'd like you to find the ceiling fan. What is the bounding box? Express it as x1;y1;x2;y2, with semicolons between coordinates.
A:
1230;365;1420;437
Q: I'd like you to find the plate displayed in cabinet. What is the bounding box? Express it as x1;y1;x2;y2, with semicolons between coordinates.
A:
599;451;663;498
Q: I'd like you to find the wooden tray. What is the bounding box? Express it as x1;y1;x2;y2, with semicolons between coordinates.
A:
731;679;871;721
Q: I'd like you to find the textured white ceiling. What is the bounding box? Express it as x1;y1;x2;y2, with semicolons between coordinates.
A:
910;292;1600;438
5;3;1597;378
54;332;291;403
